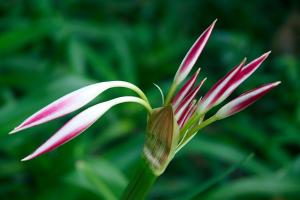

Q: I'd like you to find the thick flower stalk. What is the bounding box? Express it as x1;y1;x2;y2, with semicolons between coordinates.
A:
10;20;280;200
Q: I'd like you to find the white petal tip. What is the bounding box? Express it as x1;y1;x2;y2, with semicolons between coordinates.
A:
21;155;33;161
242;57;247;64
264;51;272;57
9;128;18;134
274;81;281;86
208;19;217;29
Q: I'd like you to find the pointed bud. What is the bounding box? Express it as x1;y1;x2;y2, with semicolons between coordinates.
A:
175;78;206;120
172;68;200;109
237;51;271;86
174;19;216;84
178;100;196;128
218;51;271;103
215;81;280;119
198;58;245;113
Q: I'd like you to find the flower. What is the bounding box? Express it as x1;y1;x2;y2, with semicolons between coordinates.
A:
11;20;280;173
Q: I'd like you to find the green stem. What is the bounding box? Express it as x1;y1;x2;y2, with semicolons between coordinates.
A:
164;82;177;106
192;114;218;132
176;115;218;152
121;156;158;200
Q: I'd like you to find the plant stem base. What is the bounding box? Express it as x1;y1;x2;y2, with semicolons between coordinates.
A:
121;156;158;200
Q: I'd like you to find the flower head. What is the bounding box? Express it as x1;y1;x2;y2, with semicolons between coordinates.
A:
11;20;280;175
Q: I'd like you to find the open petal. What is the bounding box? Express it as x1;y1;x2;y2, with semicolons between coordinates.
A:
216;81;280;119
10;81;148;134
21;96;150;161
174;19;216;84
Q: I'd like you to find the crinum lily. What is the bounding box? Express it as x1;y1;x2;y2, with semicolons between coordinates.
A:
10;19;280;199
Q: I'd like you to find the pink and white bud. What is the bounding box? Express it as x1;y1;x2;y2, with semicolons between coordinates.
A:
10;81;147;134
174;20;216;84
215;81;281;119
178;100;197;128
198;51;271;114
21;96;149;161
177;100;196;127
220;51;271;102
175;78;206;120
198;59;245;113
172;68;200;109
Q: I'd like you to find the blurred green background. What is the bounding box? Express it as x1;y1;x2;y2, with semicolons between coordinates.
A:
1;0;300;199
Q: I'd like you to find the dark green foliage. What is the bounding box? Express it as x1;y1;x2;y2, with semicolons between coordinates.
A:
0;0;300;199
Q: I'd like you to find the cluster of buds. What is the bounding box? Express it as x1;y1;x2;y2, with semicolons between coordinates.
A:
10;20;280;175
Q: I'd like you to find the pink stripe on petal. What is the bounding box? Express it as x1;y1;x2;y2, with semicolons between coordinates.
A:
179;100;197;128
10;81;144;134
185;104;197;122
213;52;271;107
174;19;216;84
22;124;90;161
21;102;110;161
172;68;200;109
178;100;196;127
216;81;280;119
21;96;147;161
240;51;271;79
175;78;206;120
198;59;245;113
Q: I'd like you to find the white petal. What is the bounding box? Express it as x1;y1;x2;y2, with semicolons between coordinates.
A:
10;81;148;134
22;96;150;161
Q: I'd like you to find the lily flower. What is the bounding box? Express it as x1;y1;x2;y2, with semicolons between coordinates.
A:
11;20;280;178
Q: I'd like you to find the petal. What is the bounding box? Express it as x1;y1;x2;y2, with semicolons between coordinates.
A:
198;58;245;113
178;100;196;128
175;78;206;120
215;81;280;119
10;81;148;134
21;96;149;161
174;19;216;84
172;68;200;109
182;101;198;127
238;51;271;85
218;51;271;104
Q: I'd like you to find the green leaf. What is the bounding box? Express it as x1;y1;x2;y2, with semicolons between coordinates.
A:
177;153;254;200
65;158;127;200
201;177;300;200
0;20;55;55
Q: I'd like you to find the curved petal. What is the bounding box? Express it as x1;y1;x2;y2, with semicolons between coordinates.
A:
21;96;150;161
10;81;148;134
